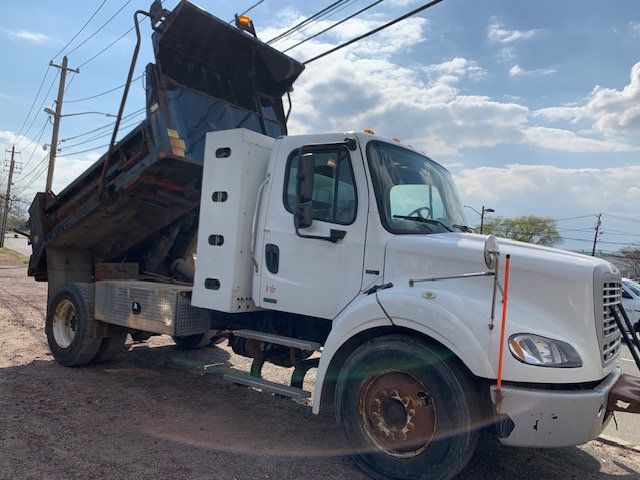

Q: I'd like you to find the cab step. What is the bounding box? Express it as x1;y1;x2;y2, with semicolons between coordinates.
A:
223;373;311;399
232;329;321;351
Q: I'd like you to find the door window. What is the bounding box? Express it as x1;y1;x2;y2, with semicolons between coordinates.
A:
284;147;357;225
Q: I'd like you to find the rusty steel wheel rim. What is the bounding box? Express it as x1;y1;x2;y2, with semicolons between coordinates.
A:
359;371;437;458
52;299;77;349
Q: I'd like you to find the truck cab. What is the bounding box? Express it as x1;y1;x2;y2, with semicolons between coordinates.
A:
186;128;631;474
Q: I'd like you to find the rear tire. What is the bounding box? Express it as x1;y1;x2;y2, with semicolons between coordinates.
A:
334;335;479;480
93;332;127;363
172;333;209;350
46;283;102;367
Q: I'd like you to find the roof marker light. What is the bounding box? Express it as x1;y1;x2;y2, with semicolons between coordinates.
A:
363;129;375;134
235;14;257;37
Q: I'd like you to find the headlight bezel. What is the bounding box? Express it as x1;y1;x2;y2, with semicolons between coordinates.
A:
508;333;583;368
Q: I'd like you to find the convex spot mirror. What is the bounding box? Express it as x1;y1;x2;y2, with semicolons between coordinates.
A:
295;152;314;229
484;234;499;269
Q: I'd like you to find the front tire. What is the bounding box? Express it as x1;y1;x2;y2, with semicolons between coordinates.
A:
46;283;102;367
335;335;479;480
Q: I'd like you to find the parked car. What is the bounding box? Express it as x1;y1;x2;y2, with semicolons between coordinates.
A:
621;278;640;332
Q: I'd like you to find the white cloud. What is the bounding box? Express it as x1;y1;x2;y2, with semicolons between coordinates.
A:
455;164;640;222
487;20;541;44
509;64;556;77
523;126;637;152
6;29;52;44
424;57;484;80
0;128;100;199
534;62;640;136
497;46;517;63
630;22;640;38
286;19;633;156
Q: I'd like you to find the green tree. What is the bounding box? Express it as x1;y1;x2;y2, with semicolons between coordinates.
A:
479;215;562;247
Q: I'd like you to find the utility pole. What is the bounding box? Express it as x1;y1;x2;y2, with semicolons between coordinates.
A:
0;146;18;247
45;56;79;194
591;213;602;256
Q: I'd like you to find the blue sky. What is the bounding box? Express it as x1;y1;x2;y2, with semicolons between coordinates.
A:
1;0;639;252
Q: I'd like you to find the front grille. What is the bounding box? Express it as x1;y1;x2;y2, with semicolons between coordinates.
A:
601;281;622;366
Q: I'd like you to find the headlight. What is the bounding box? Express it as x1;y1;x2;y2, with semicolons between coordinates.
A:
508;334;582;368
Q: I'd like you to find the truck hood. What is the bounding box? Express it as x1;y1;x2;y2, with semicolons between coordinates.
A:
384;233;617;284
380;233;620;384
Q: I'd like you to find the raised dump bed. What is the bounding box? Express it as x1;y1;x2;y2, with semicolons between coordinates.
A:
28;0;303;284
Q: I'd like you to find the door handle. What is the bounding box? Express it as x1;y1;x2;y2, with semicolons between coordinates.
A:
265;243;279;274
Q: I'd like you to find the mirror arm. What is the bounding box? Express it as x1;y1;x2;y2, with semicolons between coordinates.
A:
294;221;346;243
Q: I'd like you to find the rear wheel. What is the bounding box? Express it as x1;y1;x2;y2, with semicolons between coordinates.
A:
335;335;479;480
93;332;127;363
172;333;209;350
46;283;102;367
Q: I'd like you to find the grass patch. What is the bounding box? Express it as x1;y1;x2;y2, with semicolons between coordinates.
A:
0;247;29;265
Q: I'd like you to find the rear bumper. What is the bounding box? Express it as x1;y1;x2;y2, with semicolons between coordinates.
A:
491;367;622;448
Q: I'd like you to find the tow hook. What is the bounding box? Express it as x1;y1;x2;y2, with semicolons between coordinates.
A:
608;374;640;413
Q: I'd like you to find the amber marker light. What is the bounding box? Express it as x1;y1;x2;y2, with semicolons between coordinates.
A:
363;129;375;134
235;14;257;37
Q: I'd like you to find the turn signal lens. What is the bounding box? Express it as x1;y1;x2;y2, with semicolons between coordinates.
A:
508;334;582;368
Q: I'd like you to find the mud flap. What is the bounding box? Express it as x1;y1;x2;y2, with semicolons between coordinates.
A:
608;374;640;414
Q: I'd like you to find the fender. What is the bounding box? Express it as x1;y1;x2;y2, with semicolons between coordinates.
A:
312;293;391;414
312;285;496;414
377;285;495;379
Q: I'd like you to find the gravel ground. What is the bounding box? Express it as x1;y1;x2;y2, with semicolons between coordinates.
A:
1;253;639;480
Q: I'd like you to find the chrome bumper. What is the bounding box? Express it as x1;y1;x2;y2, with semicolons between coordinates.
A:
490;367;622;448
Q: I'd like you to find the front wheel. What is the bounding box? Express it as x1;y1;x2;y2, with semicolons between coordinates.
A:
335;335;479;480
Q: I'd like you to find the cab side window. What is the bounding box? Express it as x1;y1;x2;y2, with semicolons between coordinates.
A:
284;147;357;225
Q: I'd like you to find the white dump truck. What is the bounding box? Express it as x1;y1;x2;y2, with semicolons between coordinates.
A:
28;2;640;480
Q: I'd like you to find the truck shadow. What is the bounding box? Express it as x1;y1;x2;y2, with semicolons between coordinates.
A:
1;339;638;480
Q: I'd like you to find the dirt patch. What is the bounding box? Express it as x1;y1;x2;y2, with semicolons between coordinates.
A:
1;266;639;479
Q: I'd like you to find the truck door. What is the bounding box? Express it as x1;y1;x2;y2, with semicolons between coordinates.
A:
257;136;367;319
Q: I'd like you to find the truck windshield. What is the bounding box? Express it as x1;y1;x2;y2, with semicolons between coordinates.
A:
367;141;468;234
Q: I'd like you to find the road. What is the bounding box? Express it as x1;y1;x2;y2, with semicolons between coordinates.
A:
0;255;639;479
2;233;31;256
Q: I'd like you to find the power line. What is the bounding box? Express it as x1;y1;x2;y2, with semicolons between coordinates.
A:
62;144;111;157
78;27;134;68
61;115;145;150
12;154;50;196
277;0;360;46
14;71;59;146
283;0;384;53
231;0;266;21
66;74;144;103
603;214;640;224
303;0;444;65
13;153;49;190
11;67;51;146
66;1;134;57
52;0;109;60
15;119;49;176
16;117;48;155
58;107;146;143
267;1;345;44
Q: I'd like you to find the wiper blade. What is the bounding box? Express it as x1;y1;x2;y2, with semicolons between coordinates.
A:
453;224;475;233
392;215;453;232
